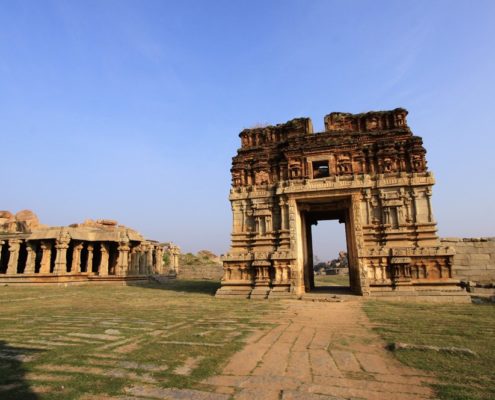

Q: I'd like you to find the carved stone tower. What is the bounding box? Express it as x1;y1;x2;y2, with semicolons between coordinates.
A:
216;108;463;299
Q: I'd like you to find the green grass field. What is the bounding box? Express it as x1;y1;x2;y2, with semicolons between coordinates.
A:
363;301;495;400
3;280;494;400
0;280;276;399
314;273;350;287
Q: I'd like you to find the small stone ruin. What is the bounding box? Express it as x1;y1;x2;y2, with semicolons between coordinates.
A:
0;210;166;283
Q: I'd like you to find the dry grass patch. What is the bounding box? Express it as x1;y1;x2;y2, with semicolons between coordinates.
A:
0;280;277;399
314;274;350;286
363;300;495;400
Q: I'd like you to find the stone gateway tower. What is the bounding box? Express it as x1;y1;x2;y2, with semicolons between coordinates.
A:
216;108;464;299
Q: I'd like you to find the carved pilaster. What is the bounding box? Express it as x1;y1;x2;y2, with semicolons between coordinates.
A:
425;187;434;223
411;190;419;224
351;193;369;295
364;189;372;225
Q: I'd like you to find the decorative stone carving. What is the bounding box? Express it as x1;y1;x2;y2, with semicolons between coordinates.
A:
218;108;458;299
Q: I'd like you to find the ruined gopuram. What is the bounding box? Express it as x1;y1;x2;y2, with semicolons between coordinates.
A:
0;210;166;284
217;108;465;300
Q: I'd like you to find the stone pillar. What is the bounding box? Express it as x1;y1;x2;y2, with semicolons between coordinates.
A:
54;237;70;275
117;241;130;276
6;239;21;275
86;244;94;274
146;245;153;274
24;241;37;274
71;242;84;274
99;243;109;276
130;247;138;275
39;241;53;274
140;251;146;274
154;246;164;274
167;244;181;274
137;251;143;274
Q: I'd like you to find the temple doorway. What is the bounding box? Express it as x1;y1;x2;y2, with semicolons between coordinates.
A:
311;219;350;289
297;197;360;294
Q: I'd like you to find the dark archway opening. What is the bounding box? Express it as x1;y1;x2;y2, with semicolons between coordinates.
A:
34;244;43;273
80;245;88;273
66;242;74;273
0;242;10;273
17;242;28;274
108;242;118;275
92;243;101;274
300;198;358;295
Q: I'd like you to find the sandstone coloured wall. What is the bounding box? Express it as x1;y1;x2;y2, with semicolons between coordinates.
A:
441;238;495;283
177;264;223;280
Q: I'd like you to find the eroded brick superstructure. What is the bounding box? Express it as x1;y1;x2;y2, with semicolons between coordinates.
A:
217;108;464;299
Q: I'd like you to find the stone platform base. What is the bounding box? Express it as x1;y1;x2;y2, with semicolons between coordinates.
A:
250;286;271;299
215;285;252;299
216;285;292;299
0;274;155;286
268;287;292;299
216;282;470;303
369;284;471;303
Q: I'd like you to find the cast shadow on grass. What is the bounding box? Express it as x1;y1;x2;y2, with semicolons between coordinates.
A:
128;279;222;296
0;340;40;400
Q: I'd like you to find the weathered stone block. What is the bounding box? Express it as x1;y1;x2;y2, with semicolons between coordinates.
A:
469;254;491;263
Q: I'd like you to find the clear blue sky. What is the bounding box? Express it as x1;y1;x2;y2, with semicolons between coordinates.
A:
1;0;494;260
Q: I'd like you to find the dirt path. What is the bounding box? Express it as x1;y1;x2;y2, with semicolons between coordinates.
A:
204;299;436;400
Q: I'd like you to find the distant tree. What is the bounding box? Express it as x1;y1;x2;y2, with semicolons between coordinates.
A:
178;250;221;266
313;262;327;272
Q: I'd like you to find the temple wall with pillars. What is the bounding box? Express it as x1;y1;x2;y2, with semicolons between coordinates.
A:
0;237;164;280
0;214;166;283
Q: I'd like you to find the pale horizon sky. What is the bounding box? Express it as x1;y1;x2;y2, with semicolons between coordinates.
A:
1;0;494;261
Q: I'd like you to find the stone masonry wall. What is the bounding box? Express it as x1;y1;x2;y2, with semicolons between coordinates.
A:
177;264;223;281
441;237;495;283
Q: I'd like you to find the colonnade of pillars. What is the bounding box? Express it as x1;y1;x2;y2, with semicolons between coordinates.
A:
0;239;164;277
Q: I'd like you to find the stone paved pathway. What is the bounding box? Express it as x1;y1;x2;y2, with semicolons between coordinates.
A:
203;299;436;400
